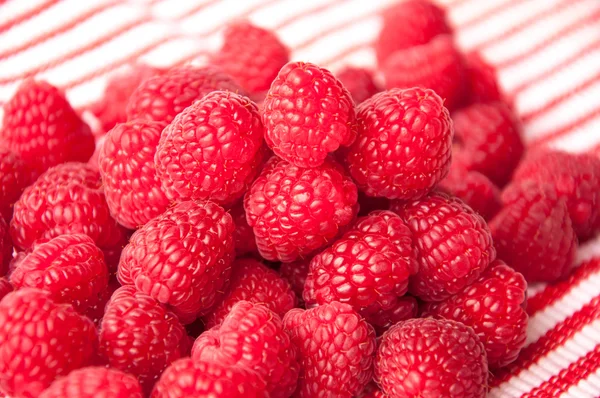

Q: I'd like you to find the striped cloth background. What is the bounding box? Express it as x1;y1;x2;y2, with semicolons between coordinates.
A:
1;0;600;397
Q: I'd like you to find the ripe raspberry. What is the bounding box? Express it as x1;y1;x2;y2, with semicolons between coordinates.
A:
375;0;451;65
453;101;524;186
39;367;143;398
203;258;296;328
391;192;495;301
99;119;170;229
513;150;600;240
245;156;358;262
262;61;357;168
283;301;376;397
382;35;467;111
0;217;12;276
211;21;289;97
151;358;267;398
279;258;310;301
336;66;381;104
344;87;453;200
155;91;265;206
0;288;97;398
0;80;94;177
230;201;258;256
0;278;11;300
193;301;299;397
375;318;488;398
465;51;504;104
358;383;387;398
127;66;243;124
117;200;234;324
488;181;577;282
0;147;32;221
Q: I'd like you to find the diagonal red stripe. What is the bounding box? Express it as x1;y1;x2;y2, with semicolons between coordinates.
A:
0;0;57;34
529;107;600;146
455;0;524;30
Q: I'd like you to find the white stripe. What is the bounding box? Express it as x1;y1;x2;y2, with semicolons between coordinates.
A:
0;0;51;27
547;117;600;153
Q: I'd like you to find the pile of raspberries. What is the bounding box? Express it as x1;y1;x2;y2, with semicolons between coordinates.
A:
0;1;598;397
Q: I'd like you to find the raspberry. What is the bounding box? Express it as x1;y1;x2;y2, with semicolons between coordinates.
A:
203;258;296;328
283;301;376;397
99;119;170;229
211;21;289;98
230;201;258;256
0;80;94;177
358;383;387;398
193;301;299;397
489;181;577;282
375;318;488;398
39;367;143;398
0;147;32;221
367;295;419;335
151;358;267;398
375;0;451;65
465;51;504;104
99;286;187;393
127;66;243;124
336;66;381;103
117;200;234;323
513;150;600;240
452;101;524;186
0;277;11;301
391;192;495;301
279;258;310;301
0;217;12;276
0;288;97;398
155;91;265;206
262;61;357;168
244;156;358;262
304;210;418;328
344;87;453;200
382;35;467;111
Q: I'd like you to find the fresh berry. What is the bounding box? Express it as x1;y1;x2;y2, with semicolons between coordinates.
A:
0;288;97;398
344;87;453;200
0;277;12;300
464;51;504;104
127;66;243;124
337;66;381;103
244;156;358;262
262;61;357;168
283;301;376;397
391;191;496;301
279;258;310;302
382;35;467;111
357;383;387;398
39;367;143;398
203;257;296;328
375;318;488;398
375;0;451;65
117;200;234;324
193;301;299;397
155;91;265;206
452;101;524;186
0;147;32;221
99;119;170;229
230;201;258;256
0;217;12;276
488;181;577;283
0;80;94;177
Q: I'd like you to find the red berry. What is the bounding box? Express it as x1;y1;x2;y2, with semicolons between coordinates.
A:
0;288;97;398
464;51;504;104
391;192;496;301
0;217;12;276
0;147;32;221
0;277;12;301
336;66;381;104
279;258;310;302
39;367;143;398
262;61;357;168
245;156;358;262
155;91;265;206
375;318;488;398
357;382;387;398
345;87;453;200
230;201;258;256
283;301;376;397
367;295;419;336
0;80;94;177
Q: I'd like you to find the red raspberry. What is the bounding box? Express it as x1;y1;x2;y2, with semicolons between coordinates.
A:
304;210;418;328
279;258;310;302
0;277;11;300
0;217;12;276
344;87;453;200
391;192;496;301
375;0;451;65
336;66;381;104
211;21;289;98
193;301;299;397
453;101;524;186
513;150;600;240
230;201;258;256
465;51;504;104
375;318;488;398
127;66;243;124
117;200;234;324
244;156;358;262
39;367;143;398
367;295;419;335
155;91;265;206
151;358;267;398
358;383;387;398
99;119;170;229
262;61;357;168
0;80;94;177
203;257;296;328
0;147;32;221
489;181;577;282
99;286;187;393
0;288;97;398
283;301;376;397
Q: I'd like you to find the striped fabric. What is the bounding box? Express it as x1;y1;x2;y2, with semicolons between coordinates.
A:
1;0;599;396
